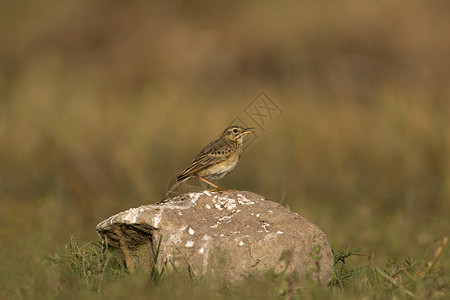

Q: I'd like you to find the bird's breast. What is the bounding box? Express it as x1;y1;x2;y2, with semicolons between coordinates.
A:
198;152;240;180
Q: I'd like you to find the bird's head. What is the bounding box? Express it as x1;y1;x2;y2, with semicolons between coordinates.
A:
221;125;256;143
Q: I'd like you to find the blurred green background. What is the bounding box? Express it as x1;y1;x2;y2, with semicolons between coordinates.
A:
1;0;449;293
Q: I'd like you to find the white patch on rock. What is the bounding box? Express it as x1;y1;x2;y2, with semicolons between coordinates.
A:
185;240;194;247
261;221;270;232
168;232;182;244
189;193;202;203
212;195;237;211
167;225;187;244
203;191;212;196
264;233;277;240
109;215;117;225
237;194;255;205
219;216;232;221
202;234;212;241
268;210;273;214
188;227;195;235
206;204;211;209
277;231;284;234
210;222;220;228
200;235;213;272
239;241;244;246
178;211;183;215
153;209;163;227
123;208;140;223
225;202;236;211
256;213;260;217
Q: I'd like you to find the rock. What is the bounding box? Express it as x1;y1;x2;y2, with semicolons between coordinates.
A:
96;190;333;284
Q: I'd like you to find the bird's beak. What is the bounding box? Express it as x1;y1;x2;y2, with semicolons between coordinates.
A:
242;127;256;135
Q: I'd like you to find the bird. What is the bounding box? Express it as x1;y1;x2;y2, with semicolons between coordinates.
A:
161;125;256;202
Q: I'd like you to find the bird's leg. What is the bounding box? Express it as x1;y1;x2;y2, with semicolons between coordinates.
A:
197;175;233;192
197;175;222;190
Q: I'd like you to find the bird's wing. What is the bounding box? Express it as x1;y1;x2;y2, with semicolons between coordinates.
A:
176;138;234;181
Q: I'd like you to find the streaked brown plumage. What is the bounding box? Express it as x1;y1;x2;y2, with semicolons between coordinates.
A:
161;125;255;201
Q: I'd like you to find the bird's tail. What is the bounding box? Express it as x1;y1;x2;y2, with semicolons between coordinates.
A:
160;176;191;202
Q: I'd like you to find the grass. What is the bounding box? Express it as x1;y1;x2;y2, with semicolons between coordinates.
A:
46;235;129;293
34;235;447;299
1;0;449;298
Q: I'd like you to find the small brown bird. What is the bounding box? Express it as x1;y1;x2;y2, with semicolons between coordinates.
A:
161;125;255;201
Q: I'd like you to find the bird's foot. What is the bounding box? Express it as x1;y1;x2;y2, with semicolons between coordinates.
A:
205;188;233;192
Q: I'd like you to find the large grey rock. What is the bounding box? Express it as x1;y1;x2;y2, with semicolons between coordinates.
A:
96;191;333;283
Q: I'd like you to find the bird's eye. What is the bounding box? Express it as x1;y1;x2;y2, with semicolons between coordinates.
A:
233;128;238;133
